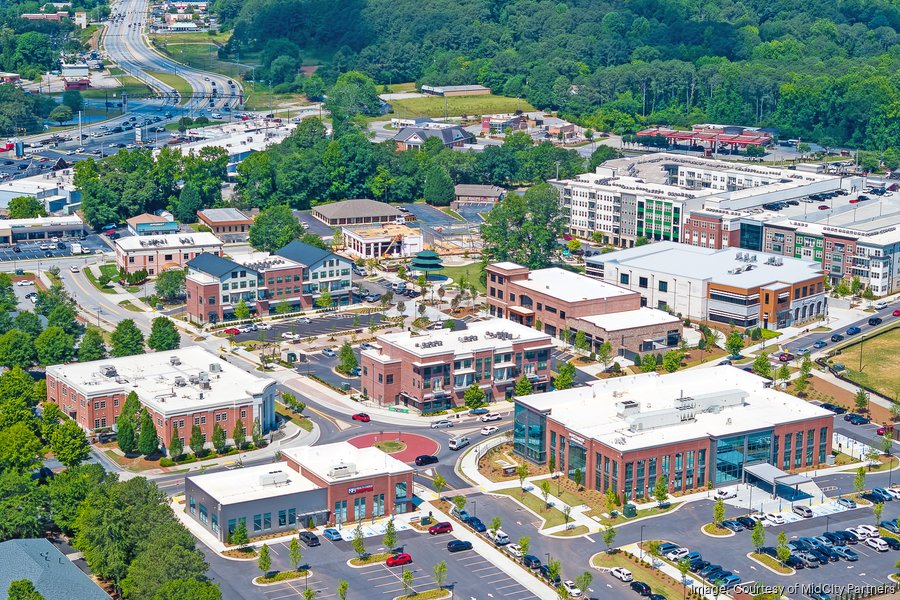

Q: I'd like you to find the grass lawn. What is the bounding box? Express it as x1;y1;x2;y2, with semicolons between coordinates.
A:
151;31;233;45
702;523;732;536
386;82;418;93
593;502;680;526
243;84;308;112
551;525;589;537
839;327;900;399
394;589;450;600
374;440;406;454
760;328;782;341
296;417;313;432
592;551;688;600
156;41;250;80
145;70;193;101
118;300;142;312
99;264;119;279
350;552;392;566
438;263;485;293
495;488;568;529
254;569;309;584
84;267;115;294
749;552;793;574
389;94;534;119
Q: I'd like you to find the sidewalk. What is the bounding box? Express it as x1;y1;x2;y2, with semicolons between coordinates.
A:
616;543;717;600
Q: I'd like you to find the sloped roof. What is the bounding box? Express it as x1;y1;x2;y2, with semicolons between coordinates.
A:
313;199;401;220
0;539;110;600
454;184;505;198
125;213;168;227
275;240;336;267
393;126;473;146
187;252;241;277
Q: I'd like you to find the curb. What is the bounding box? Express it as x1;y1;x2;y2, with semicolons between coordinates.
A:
252;569;313;586
745;552;794;576
700;524;735;538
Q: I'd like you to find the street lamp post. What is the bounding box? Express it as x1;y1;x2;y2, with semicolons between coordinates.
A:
640;524;646;562
471;500;476;518
825;514;830;533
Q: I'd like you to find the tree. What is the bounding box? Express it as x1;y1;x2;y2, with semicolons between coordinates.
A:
752;520;766;551
316;290;332;310
7;196;47;219
49;105;73;125
147;317;180;351
78;328;107;362
7;580;45;600
652;475;668;506
288;537;302;570
514;375;532;397
155;269;186;301
575;572;593;597
336;581;349;600
252;417;263;447
249;205;303;252
325;71;381;134
776;363;790;385
383;518;397;551
854;466;867;495
232;419;246;450
40;401;64;442
121;533;209;600
662;349;682;373
424;165;455;206
169;425;183;459
212;423;226;453
776;531;791;563
640;353;657;373
231;521;249;547
539;479;552;508
605;487;618;513
518;536;531;556
855;389;870;413
338;341;358;374
602;525;617;552
153;580;221;600
351;525;366;558
554;362;576;389
574;330;589;354
401;568;414;596
725;331;744;356
752;355;772;378
432;560;448;590
463;382;486;409
634;236;649;246
452;495;467;515
62;89;84;113
234;299;250;321
138;409;160;456
190;424;205;456
258;544;271;576
481;184;565;270
677;557;691;586
13;311;43;338
562;504;572;528
489;516;502;538
0;422;41;472
712;498;726;527
117;411;138;455
35;326;75;366
0;330;36;369
597;341;613;371
433;472;447;497
51;420;90;468
514;463;530;495
110;319;145;357
883;433;894;456
874;501;884;526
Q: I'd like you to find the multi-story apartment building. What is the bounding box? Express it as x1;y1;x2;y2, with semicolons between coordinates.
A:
587;241;826;329
514;367;834;499
186;241;353;324
360;319;554;412
115;232;223;275
485;262;681;356
46;347;277;448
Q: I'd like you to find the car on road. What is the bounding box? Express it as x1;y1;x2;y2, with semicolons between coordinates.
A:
386;553;412;567
414;455;438;466
256;322;271;330
846;326;861;335
298;531;320;546
833;546;858;561
875;301;889;310
610;567;633;582
894;309;900;317
869;317;883;326
222;328;240;335
464;516;486;532
69;265;80;273
561;581;582;597
630;581;651;596
351;413;370;422
447;540;472;553
322;528;342;541
480;426;499;436
468;408;489;415
818;205;829;210
427;522;452;535
322;348;337;357
778;352;794;362
522;554;541;569
831;334;844;342
813;340;828;349
430;419;453;429
480;413;502;422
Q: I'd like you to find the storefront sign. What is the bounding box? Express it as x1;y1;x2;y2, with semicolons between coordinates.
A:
348;483;374;494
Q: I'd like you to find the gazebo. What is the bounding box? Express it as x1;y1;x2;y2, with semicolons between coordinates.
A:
410;250;444;277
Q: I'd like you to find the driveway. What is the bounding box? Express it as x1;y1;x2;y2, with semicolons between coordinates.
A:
229;313;385;344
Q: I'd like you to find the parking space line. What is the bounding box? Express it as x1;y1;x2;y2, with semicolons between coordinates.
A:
483;576;513;584
495;583;521;591
501;589;534;597
470;566;497;573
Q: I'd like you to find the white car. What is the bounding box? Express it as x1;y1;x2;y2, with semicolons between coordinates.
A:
211;113;223;119
764;513;785;525
481;413;502;422
504;543;523;558
256;322;271;330
856;524;880;538
715;488;737;500
480;426;499;436
885;488;900;500
610;567;633;582
866;537;889;552
875;301;889;310
298;317;312;324
51;237;59;243
76;147;85;153
280;332;300;340
16;280;33;286
69;265;80;273
561;581;582;597
665;547;688;561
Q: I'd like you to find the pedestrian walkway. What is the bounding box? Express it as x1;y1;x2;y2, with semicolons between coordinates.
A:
616;543;717;600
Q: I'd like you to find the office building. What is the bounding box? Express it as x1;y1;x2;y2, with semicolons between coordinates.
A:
513;367;833;499
0;215;84;246
126;212;179;236
114;231;223;275
341;223;424;259
312;199;405;227
197;207;254;240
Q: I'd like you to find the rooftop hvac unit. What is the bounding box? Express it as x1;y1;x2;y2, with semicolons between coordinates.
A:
209;363;222;373
170;356;181;366
259;470;290;487
188;374;200;385
99;365;117;378
174;376;186;387
327;462;358;479
199;371;209;382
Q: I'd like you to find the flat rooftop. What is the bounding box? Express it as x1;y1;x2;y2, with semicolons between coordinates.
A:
558;172;714;202
198;207;252;222
513;267;635;303
590;241;822;287
519;367;832;451
366;318;552;361
47;347;273;415
115;231;222;251
284;441;413;482
344;222;420;239
188;461;319;504
0;215;83;228
572;307;681;332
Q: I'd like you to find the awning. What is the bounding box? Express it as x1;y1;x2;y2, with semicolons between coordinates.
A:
744;463;811;487
509;305;534;315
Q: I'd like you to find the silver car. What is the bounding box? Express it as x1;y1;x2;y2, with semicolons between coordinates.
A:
430;420;453;429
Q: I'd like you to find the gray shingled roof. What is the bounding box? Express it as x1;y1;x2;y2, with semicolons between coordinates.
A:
454;184;505;198
275;240;337;267
312;199;402;220
0;539;110;600
187;253;241;277
393;126;473;146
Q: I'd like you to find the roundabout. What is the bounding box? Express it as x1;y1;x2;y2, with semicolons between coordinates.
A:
347;431;440;463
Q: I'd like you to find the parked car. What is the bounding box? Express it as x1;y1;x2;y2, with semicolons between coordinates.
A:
778;352;794;362
522;554;542;569
857;524;880;537
883;537;900;550
629;582;651;596
322;348;337;357
504;543;523;559
722;520;744;532
464;516;486;533
222;328;240;335
795;553;820;569
735;516;757;529
352;413;371;422
562;581;582;597
866;537;889;552
539;564;561;586
656;543;680;555
714;488;737;500
873;488;894;501
665;548;689;561
764;513;785;525
386;553;412;566
414;455;438;466
833;546;859;561
836;497;857;509
480;426;499;436
447;540;472;553
427;522;452;535
299;532;320;547
256;322;271;330
322;528;342;541
430;420;453;429
359;342;374;350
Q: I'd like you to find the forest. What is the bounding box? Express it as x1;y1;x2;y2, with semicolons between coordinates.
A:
217;0;900;150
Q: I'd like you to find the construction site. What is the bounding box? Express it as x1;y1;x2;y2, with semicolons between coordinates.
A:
340;221;481;258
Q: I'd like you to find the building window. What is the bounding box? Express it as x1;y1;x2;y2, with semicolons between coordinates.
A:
199;503;208;525
211;513;219;534
189;495;196;514
334;500;348;524
620;273;629;285
639;276;648;288
353;497;366;521
386;374;393;384
395;481;408;500
373;494;385;517
253;514;262;532
658;281;668;292
278;510;287;527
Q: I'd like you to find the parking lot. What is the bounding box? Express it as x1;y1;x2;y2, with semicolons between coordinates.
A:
402;204;460;226
0;234;110;262
456;203;495;223
228;312;386;344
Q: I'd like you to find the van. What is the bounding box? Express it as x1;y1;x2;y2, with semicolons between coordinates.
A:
487;529;510;546
793;505;813;518
448;436;470;451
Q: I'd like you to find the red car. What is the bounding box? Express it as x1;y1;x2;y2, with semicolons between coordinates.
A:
894;309;900;317
818;205;830;210
778;352;794;362
427;522;453;535
386;553;412;567
352;413;371;422
222;328;240;335
849;199;860;204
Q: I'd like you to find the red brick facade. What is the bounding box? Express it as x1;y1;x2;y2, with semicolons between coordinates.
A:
683;213;741;249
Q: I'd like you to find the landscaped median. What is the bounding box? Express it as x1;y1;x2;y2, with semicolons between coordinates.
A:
348;552;393;567
591;549;701;600
747;551;794;575
393;589;450;600
253;568;310;585
494;487;570;530
701;523;734;537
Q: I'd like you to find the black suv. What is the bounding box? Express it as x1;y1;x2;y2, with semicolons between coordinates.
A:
868;317;883;326
415;455;438;466
299;531;320;546
630;582;651;596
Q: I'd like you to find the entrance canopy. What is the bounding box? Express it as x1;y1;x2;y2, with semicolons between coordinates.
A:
744;463;810;487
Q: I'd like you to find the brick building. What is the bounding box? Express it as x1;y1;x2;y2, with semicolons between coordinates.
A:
361;319;554;412
197;207;254;240
183;442;414;541
486;262;681;356
514;367;833;500
45;347;277;447
114;231;223;275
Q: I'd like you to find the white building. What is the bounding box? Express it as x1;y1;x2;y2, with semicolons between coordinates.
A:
341;223;423;259
0;215;84;246
114;231;223;275
0;170;80;214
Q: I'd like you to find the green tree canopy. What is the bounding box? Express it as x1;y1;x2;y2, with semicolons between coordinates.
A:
481;183;565;269
155;269;187;301
7;196;47;219
249;205;303;252
147;317;181;351
111;319;145;357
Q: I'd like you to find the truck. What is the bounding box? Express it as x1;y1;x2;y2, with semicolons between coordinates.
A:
71;242;85;254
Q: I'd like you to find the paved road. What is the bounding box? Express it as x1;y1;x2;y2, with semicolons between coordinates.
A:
781;300;900;356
